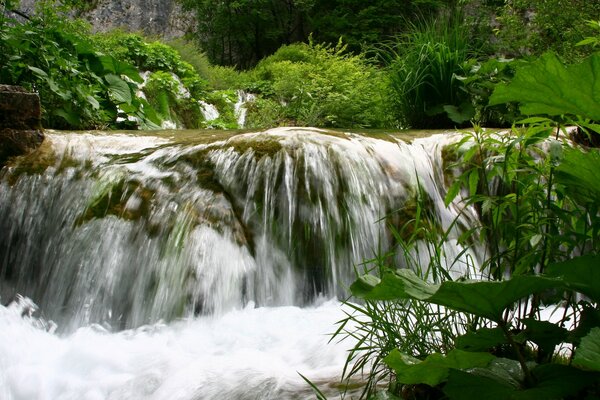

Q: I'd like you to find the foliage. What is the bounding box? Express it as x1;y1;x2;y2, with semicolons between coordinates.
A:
308;0;444;56
577;20;600;49
246;41;388;128
181;0;447;67
493;0;600;60
0;0;160;129
490;52;600;123
454;57;519;127
329;52;600;399
386;13;475;129
180;0;312;68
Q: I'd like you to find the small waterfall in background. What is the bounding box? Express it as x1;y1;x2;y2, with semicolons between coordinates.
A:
0;127;478;399
234;90;256;128
199;100;220;122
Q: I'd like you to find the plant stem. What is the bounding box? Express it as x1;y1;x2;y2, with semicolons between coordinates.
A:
499;320;534;387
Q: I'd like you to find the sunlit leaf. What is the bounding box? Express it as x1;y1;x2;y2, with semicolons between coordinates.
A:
27;65;48;77
105;74;132;104
352;269;562;321
384;349;494;387
489;52;600;121
573;328;600;372
555;148;600;205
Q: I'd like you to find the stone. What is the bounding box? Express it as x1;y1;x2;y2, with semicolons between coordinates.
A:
17;0;195;39
0;85;45;167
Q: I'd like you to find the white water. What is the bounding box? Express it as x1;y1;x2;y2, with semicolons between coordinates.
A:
0;297;354;400
199;101;220;121
0;127;480;399
234;90;256;128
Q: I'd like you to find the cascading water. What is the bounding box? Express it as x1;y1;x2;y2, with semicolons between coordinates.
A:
234;90;256;128
0;127;477;399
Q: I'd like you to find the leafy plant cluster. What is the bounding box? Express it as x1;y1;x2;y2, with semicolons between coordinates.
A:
329;53;600;399
493;0;600;60
0;0;162;129
242;41;389;128
0;1;233;130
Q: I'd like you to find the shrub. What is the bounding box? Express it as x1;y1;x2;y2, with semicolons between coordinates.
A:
247;40;389;128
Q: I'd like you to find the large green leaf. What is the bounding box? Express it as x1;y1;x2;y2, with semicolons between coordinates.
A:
574;328;600;372
351;269;561;321
105;74;132;105
455;327;507;352
350;269;437;301
515;364;599;400
555;148;600;205
384;349;494;387
443;369;515;400
489;52;600;121
545;255;600;303
521;319;568;356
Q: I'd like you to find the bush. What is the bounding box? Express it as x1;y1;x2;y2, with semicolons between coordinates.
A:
247;40;389;128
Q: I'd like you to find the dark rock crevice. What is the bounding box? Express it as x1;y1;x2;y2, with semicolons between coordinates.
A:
0;85;45;168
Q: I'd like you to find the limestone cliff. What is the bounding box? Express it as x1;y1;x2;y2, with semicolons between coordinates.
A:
17;0;194;38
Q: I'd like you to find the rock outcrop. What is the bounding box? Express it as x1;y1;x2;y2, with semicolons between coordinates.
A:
0;85;45;167
18;0;195;39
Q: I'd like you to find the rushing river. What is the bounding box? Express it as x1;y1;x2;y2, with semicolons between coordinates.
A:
0;127;477;399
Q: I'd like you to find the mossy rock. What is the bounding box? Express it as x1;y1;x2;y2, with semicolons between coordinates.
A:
228;137;284;159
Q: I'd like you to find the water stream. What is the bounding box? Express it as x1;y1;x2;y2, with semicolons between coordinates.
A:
0;127;477;399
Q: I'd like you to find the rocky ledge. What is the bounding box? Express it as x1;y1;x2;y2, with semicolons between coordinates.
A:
0;85;45;167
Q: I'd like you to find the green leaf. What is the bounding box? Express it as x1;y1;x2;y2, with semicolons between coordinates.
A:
54;108;81;127
555;148;600;205
574;328;600;372
515;364;599;400
468;170;479;196
86;95;100;110
443;369;515;400
545;255;600;303
489;52;600;121
27;65;48;77
105;74;132;104
444;102;475;124
455;327;507;352
350;269;437;302
521;319;568;355
384;349;494;387
352;269;562;321
444;178;463;207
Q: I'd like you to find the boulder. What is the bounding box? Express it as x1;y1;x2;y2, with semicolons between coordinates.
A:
0;85;45;167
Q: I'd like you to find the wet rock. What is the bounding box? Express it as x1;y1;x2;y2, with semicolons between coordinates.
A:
0;85;45;167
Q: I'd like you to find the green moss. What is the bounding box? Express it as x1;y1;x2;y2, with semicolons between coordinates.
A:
75;178;155;225
228;138;284;159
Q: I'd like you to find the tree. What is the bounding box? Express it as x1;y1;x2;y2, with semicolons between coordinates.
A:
181;0;311;68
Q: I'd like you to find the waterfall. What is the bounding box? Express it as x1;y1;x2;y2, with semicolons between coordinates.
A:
234;90;256;128
0;127;477;399
199;100;220;122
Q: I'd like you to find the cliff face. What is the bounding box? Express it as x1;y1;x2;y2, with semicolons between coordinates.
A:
18;0;194;38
